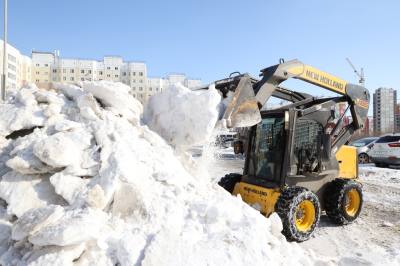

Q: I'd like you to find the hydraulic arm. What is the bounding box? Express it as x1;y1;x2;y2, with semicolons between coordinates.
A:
209;59;370;154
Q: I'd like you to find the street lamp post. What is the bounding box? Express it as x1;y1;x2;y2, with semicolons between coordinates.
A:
1;0;7;102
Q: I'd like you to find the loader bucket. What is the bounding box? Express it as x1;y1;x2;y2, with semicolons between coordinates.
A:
222;76;261;128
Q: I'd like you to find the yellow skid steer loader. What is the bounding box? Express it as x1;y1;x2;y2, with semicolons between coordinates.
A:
206;59;369;241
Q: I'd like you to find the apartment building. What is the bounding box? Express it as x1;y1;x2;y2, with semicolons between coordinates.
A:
396;104;400;132
373;87;397;134
31;51;55;89
0;40;32;89
31;51;200;104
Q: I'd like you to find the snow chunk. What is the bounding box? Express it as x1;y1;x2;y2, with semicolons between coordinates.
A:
53;83;84;100
143;83;221;149
12;205;65;241
0;219;12;256
33;129;93;169
6;129;55;175
0;137;13;177
0;89;46;137
50;173;89;205
0;172;64;217
81;81;142;123
27;207;107;246
25;243;85;266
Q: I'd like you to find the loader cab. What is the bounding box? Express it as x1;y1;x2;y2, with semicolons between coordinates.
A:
242;107;329;191
243;111;286;187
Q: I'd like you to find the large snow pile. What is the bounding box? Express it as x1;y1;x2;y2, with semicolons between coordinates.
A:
0;81;329;265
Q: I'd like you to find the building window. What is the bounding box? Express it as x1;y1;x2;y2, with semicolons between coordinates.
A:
63;77;66;81
53;69;57;73
132;72;136;76
139;87;143;91
36;64;40;67
8;64;16;71
156;88;159;91
139;72;143;76
70;69;74;73
115;74;118;78
45;64;49;67
115;67;118;70
123;72;127;76
81;70;85;74
70;77;74;81
99;71;103;75
149;87;152;91
8;54;16;62
36;79;39;82
81;78;84;81
88;70;92;74
107;67;111;70
36;71;40;75
139;79;143;83
107;74;110;77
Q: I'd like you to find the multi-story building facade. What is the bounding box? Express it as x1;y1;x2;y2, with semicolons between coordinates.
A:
31;51;201;104
0;40;32;89
396;104;400;133
31;51;55;89
373;87;397;134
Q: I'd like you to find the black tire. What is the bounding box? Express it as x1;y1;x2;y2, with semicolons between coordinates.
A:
358;153;369;164
324;178;363;225
218;173;242;193
375;163;388;168
275;187;321;242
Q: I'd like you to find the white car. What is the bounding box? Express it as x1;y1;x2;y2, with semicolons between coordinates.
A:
350;137;378;164
368;134;400;167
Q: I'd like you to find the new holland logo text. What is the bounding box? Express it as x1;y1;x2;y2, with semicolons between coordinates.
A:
243;186;268;196
305;70;344;91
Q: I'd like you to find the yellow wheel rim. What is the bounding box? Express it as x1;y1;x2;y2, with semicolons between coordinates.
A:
294;200;315;232
345;188;361;216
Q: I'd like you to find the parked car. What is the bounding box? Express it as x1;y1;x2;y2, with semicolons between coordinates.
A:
215;131;237;148
350;137;378;163
368;134;400;167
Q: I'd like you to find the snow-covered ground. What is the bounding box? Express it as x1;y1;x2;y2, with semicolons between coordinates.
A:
206;154;400;265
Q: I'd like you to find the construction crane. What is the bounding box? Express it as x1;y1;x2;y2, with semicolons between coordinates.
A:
346;58;365;86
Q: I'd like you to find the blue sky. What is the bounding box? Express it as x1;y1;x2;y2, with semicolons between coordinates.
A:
3;0;400;96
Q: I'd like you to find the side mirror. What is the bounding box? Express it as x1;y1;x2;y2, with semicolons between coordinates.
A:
233;140;244;154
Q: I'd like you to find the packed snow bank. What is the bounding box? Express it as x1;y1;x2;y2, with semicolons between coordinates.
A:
0;82;329;265
143;83;221;149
